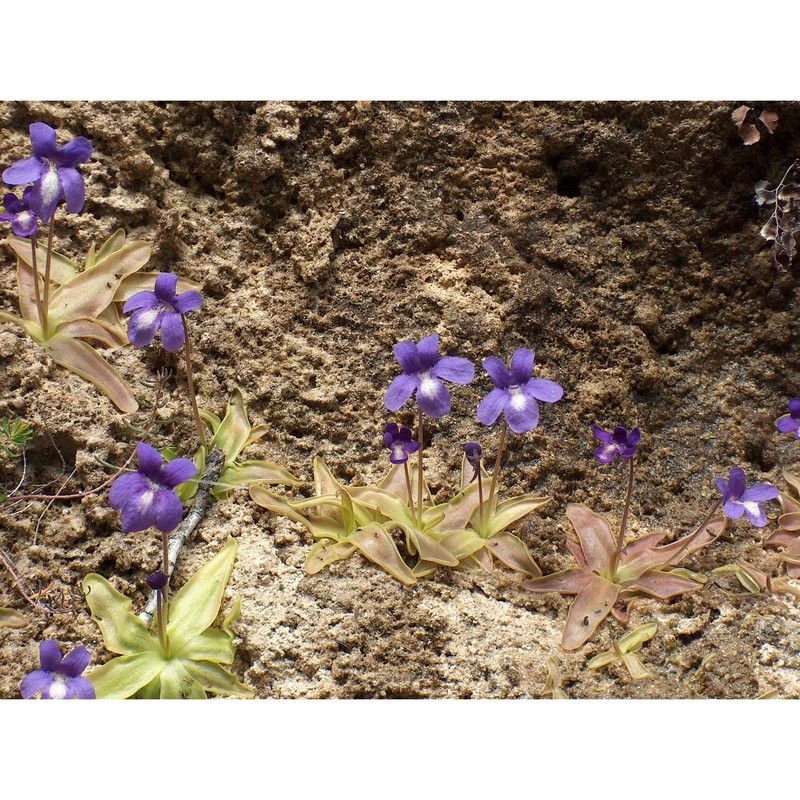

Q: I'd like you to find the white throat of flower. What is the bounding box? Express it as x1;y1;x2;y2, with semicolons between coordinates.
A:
508;385;527;411
418;371;439;399
49;674;68;699
40;163;61;209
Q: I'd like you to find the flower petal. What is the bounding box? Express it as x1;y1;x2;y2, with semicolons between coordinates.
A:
510;348;534;384
39;640;64;672
56;136;93;168
482;356;511;389
153;488;184;532
123;290;159;314
20;669;53;699
393;340;422;374
525;378;563;403
159;312;185;352
161;457;198;489
31;174;62;223
416;334;441;370
58;167;85;214
477;387;508;426
2;156;44;185
776;415;800;433
120;492;157;532
384;373;419;411
431;355;474;384
504;393;539;434
742;501;768;527
60;646;91;678
173;290;202;314
723;500;745;520
29;123;58;158
741;483;780;503
108;471;148;510
592;424;613;443
416;376;451;418
126;307;162;348
154;272;179;303
65;676;96;699
594;442;618;464
789;397;800;417
728;467;746;499
137;442;165;481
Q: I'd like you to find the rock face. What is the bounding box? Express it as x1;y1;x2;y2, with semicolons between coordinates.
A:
1;101;799;699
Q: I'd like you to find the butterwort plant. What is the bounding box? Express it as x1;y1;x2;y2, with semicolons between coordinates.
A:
1;122;191;411
524;425;729;649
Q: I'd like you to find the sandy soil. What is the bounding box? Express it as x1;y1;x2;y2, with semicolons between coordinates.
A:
1;100;799;699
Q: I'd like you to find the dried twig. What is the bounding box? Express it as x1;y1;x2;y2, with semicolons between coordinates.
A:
138;447;226;627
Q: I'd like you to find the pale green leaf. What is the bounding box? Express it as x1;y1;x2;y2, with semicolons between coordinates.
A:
484;531;541;576
0;608;26;628
82;573;159;656
617;622;658;654
167;538;238;653
621;652;653;680
88;651;165;699
6;235;80;284
181;659;254;698
349;523;417;585
158;660;208;699
304;540;357;574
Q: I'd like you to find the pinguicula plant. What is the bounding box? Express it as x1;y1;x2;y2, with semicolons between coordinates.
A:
524;425;733;650
252;336;562;584
83;538;252;698
1;124;202;412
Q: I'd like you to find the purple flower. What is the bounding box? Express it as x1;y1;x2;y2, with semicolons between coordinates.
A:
715;467;779;528
476;348;563;434
0;188;39;238
464;442;482;482
384;333;475;418
775;397;800;439
147;571;169;591
123;273;202;352
592;425;640;464
2;122;93;222
109;442;197;533
383;423;420;464
20;641;95;700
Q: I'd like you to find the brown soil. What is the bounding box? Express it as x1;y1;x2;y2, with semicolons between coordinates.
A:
1;100;799;699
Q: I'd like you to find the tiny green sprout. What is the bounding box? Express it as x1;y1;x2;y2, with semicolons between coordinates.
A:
0;608;26;629
172;388;302;503
587;621;658;681
541;655;568;699
711;560;800;600
83;538;253;699
1;230;199;412
0;415;33;460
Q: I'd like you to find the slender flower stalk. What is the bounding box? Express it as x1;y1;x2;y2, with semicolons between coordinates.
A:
417;406;424;527
147;571;169;654
464;443;484;530
487;419;509;515
29;236;45;331
182;316;207;449
41;217;55;335
610;454;635;576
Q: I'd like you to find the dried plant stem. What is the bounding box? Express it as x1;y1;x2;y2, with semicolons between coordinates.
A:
29;237;45;332
487;420;508;514
138;447;225;627
181;316;207;450
610;456;635;577
0;544;52;612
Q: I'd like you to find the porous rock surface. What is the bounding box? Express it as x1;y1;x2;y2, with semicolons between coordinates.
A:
1;101;798;699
